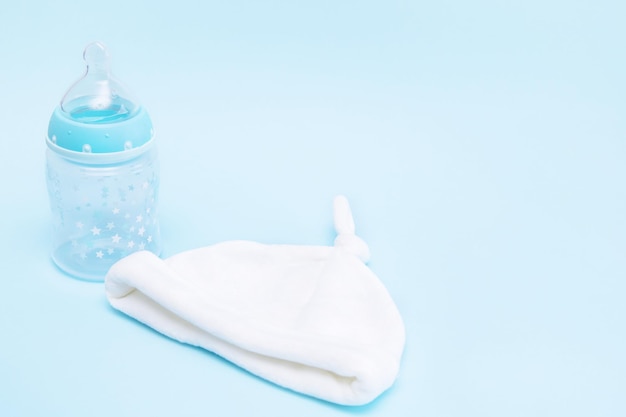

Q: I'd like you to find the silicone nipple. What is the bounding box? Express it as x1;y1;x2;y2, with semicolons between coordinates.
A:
60;42;138;123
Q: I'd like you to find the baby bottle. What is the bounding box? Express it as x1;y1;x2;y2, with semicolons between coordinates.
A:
46;42;161;281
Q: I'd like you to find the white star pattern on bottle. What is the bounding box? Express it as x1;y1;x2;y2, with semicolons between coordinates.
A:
47;159;161;271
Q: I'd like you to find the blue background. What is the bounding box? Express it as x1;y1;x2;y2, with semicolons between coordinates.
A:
1;1;624;416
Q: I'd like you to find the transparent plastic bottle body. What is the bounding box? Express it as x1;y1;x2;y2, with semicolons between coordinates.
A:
46;145;161;280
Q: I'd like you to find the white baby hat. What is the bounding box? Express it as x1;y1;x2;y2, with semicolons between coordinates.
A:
105;196;405;406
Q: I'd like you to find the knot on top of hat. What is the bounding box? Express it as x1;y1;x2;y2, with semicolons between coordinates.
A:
333;195;371;263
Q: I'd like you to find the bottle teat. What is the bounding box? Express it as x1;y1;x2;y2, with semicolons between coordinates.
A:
60;42;138;123
48;42;154;156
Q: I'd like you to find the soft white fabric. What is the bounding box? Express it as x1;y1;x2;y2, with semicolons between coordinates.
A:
104;196;405;406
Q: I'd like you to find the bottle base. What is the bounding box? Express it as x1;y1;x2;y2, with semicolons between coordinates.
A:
51;243;162;282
